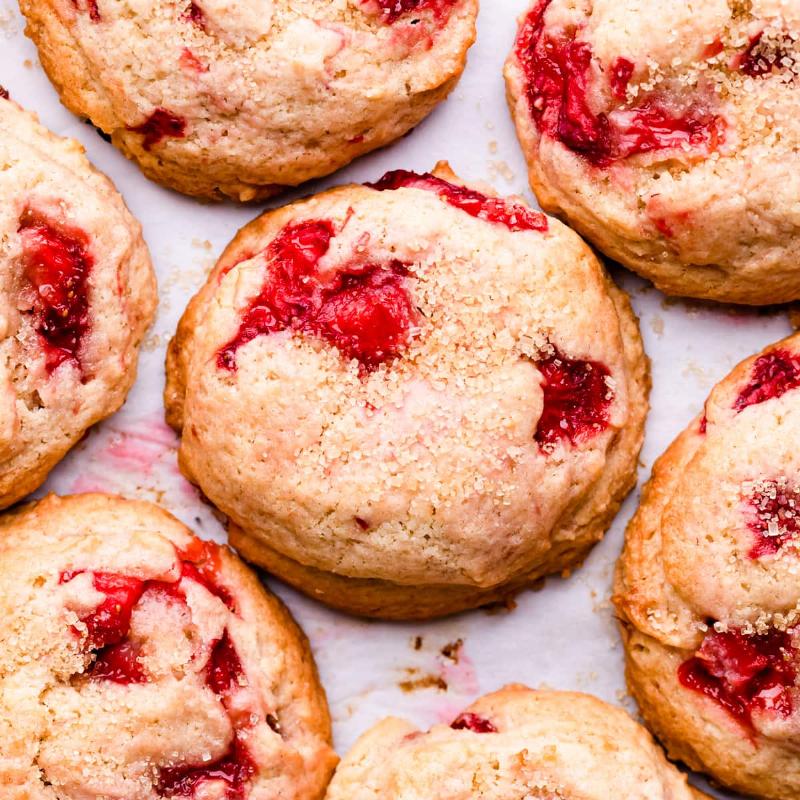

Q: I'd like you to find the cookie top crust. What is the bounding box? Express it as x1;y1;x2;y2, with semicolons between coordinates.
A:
0;95;156;509
19;0;477;199
505;0;800;303
166;164;646;596
0;493;336;800
324;686;704;799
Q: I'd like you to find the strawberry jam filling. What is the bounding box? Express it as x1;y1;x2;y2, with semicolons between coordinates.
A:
159;631;255;799
734;350;800;412
450;712;498;733
744;478;800;559
368;170;548;232
515;0;723;166
60;539;260;800
534;347;612;448
128;109;187;151
91;641;147;683
60;543;259;795
61;571;145;652
60;540;235;684
158;736;256;800
364;0;457;24
609;56;634;100
207;630;244;696
18;211;93;375
179;538;237;612
737;32;793;77
678;627;796;729
217;219;417;372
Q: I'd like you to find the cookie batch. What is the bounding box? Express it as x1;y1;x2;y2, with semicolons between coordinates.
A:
4;0;800;797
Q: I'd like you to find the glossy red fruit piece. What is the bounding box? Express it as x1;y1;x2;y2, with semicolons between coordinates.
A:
183;0;204;26
609;56;634;99
61;539;236;685
515;0;723;166
91;640;147;684
179;539;237;612
157;736;256;800
368;170;548;232
61;571;146;650
19;211;93;375
534;347;612;448
217;219;417;372
678;628;796;728
128;108;187;151
366;0;457;24
737;32;791;77
450;712;498;733
734;350;800;412
207;630;245;697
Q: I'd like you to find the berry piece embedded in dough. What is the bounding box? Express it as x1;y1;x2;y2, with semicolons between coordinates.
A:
19;211;93;375
734;350;800;412
514;0;724;166
369;170;548;232
217;219;417;372
127;108;187;151
534;347;613;448
744;477;800;559
450;712;498;733
678;627;796;729
156;735;256;799
363;0;458;24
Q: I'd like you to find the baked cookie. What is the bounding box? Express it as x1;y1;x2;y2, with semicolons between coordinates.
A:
324;685;708;799
0;94;156;510
505;0;800;305
19;0;477;201
0;493;337;799
165;162;649;619
614;332;800;799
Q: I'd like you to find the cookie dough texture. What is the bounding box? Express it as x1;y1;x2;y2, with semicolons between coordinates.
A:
166;163;649;619
615;333;800;799
506;0;800;304
325;685;708;799
0;95;156;510
20;0;477;200
0;493;336;800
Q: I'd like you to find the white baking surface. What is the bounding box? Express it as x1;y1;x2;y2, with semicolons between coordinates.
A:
0;2;791;796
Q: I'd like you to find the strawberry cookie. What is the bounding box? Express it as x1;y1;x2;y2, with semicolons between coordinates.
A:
615;333;800;799
506;0;800;304
0;94;156;510
165;163;649;619
0;493;336;800
19;0;477;201
324;685;708;799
